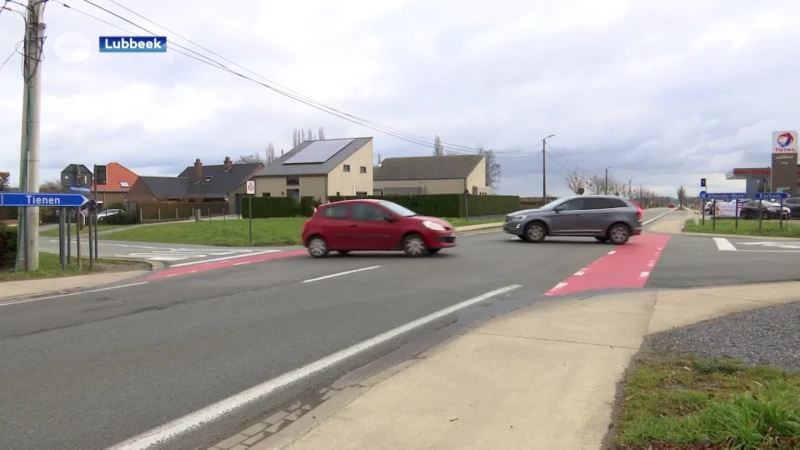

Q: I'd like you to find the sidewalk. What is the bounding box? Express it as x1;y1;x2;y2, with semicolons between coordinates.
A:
0;270;149;303
238;282;800;450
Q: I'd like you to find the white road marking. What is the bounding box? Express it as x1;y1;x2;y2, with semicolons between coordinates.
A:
607;250;616;255
301;265;381;283
233;262;251;266
550;282;568;291
169;251;280;267
642;209;675;226
0;282;148;307
574;270;585;276
639;271;650;278
712;237;737;251
108;284;522;449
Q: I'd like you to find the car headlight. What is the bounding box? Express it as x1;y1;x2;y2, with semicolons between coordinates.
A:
507;215;526;221
422;220;445;231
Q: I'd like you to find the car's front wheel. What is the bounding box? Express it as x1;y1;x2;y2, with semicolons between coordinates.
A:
307;236;328;258
522;221;546;243
403;233;427;257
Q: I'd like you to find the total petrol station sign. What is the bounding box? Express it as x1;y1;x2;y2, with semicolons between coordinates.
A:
773;131;798;153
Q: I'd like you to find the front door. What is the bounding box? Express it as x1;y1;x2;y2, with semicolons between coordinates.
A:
548;198;588;235
320;203;351;249
348;203;395;250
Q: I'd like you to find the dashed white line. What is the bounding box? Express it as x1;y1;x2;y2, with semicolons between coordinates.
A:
639;271;650;278
170;251;280;267
233;262;251;266
573;270;585;276
301;266;381;283
108;284;523;449
712;237;737;251
0;282;148;307
607;250;616;255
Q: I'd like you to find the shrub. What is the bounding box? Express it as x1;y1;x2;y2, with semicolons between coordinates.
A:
104;211;138;225
0;224;18;270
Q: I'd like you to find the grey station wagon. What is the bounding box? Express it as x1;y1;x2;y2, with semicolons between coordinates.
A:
503;195;643;245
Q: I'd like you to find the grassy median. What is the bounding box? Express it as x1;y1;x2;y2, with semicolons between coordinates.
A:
0;252;147;281
40;224;126;237
684;218;800;237
612;352;800;449
99;217;503;246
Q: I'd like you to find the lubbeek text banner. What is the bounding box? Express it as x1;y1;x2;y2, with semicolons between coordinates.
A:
99;36;167;53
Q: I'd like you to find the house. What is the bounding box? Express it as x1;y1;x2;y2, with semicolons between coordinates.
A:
125;157;264;213
252;137;373;200
92;162;139;206
373;154;491;195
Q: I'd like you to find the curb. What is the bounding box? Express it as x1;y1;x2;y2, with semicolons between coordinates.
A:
454;222;502;233
680;231;800;241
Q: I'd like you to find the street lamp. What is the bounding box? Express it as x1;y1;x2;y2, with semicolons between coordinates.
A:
542;134;555;200
604;166;612;195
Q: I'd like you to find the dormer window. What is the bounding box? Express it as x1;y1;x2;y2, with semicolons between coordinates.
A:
120;181;129;188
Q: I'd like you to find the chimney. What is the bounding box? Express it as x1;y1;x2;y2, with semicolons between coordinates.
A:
194;159;202;182
224;156;232;170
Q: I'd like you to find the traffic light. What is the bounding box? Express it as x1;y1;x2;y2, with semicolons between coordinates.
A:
700;178;706;187
94;165;107;185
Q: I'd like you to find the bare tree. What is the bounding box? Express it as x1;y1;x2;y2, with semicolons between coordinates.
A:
236;153;263;163
306;128;313;141
0;171;9;191
563;169;587;194
301;129;306;142
433;135;444;156
677;185;687;208
40;179;66;192
266;142;276;163
318;127;325;140
292;129;299;147
588;174;608;194
477;147;502;188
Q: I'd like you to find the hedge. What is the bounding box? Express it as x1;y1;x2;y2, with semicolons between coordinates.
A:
137;201;229;221
243;196;321;218
0;224;17;270
0;206;18;221
328;194;521;217
104;211;139;225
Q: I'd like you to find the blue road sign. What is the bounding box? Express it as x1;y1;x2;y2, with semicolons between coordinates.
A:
0;192;88;207
698;191;747;200
754;192;789;199
69;184;92;193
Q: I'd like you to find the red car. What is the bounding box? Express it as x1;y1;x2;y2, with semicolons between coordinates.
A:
302;199;457;257
668;203;676;208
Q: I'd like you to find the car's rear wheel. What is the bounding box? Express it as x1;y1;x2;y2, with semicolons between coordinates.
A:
307;236;328;258
523;221;546;243
403;233;427;257
607;223;631;245
595;237;608;243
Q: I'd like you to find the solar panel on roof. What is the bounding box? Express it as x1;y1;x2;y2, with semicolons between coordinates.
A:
283;139;355;164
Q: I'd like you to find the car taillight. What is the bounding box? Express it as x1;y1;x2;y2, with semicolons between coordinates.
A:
636;207;643;218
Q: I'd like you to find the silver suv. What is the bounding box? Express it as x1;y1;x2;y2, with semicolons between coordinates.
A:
503;195;643;245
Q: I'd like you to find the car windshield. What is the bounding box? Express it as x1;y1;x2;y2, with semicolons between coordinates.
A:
378;200;417;217
760;201;781;207
538;198;569;210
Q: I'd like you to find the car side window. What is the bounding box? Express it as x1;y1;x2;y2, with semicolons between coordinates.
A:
582;198;624;210
323;205;348;219
351;203;386;221
559;198;586;210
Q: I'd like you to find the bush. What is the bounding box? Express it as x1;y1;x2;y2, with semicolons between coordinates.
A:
0;224;17;270
243;197;321;218
328;194;521;217
104;211;138;225
0;206;18;221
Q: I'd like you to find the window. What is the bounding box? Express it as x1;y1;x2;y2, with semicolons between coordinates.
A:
286;177;299;186
378;200;417;217
583;198;626;210
559;198;586;210
323;205;348;219
351;203;386;221
119;181;129;188
360;166;367;173
262;193;271;197
343;165;351;172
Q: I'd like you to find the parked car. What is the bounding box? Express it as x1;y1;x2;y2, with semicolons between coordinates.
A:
96;209;123;221
785;197;800;218
740;200;790;220
503;195;643;245
301;199;456;258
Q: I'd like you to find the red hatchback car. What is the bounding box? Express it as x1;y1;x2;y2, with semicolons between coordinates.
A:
301;199;457;257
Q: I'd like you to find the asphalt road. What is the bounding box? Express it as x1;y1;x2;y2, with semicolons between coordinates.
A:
0;207;738;449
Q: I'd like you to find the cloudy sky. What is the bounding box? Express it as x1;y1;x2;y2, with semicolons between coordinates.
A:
1;0;798;197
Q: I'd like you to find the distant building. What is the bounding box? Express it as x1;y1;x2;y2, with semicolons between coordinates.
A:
374;155;490;195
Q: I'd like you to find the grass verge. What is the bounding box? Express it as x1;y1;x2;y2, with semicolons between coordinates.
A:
100;217;503;246
683;218;800;237
40;224;126;237
0;252;149;281
611;351;800;449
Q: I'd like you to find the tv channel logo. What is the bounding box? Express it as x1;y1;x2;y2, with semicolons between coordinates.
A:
99;36;167;53
53;31;91;62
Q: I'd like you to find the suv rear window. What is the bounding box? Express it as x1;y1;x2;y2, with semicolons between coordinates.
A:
584;197;627;209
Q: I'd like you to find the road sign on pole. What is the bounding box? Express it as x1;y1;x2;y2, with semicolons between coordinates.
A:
246;180;255;195
700;178;706;187
68;184;91;193
0;192;88;207
754;192;789;199
698;191;747;200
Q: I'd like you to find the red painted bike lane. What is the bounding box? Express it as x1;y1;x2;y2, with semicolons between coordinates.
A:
545;233;671;296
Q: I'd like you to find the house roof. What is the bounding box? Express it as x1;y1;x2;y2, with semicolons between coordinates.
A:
177;162;263;197
374;155;484;181
138;176;191;199
254;137;373;177
94;162;138;192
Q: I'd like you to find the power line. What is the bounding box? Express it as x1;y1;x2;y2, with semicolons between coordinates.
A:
0;41;21;71
69;0;526;155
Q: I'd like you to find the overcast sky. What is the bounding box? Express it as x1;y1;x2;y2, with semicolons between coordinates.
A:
1;0;798;197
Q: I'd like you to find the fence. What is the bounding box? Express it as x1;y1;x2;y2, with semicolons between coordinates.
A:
135;201;230;223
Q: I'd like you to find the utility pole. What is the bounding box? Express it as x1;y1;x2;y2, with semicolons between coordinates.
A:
604;168;609;194
628;179;632;198
19;0;45;271
541;134;555;201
